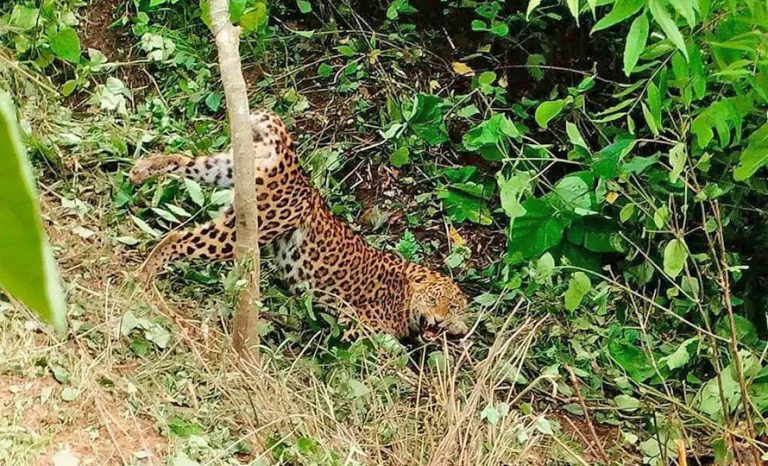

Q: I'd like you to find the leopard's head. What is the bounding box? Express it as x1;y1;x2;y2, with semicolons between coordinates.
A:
409;273;469;341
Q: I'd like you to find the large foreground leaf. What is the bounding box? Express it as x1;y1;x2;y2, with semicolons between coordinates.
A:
507;199;570;264
0;92;66;334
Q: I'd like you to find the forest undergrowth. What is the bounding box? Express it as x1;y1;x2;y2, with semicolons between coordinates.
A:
1;0;768;464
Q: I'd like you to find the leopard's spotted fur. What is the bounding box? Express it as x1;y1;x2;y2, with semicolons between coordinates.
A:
129;111;468;339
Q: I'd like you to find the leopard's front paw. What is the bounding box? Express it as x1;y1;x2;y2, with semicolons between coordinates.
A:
129;155;189;184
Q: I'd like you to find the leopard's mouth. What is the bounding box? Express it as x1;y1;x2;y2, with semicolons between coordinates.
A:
421;325;441;341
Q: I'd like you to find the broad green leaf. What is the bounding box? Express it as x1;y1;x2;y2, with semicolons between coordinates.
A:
660;337;697;370
564;272;592;311
229;0;247;20
526;0;543;20
591;0;645;33
50;27;81;63
507;199;570;264
535;99;567;128
297;0;312;13
463;114;519;161
663;238;688;278
535;253;556;282
669;0;696;28
550;172;596;215
649;0;689;60
490;22;509;37
623;14;649;76
733;123;768;181
407;94;448;146
0;92;66;334
497;171;531;219
614;394;641;411
695;360;741;421
566;122;588;150
238;3;268;33
668;142;686;182
437;168;495;225
9;5;39;30
390;147;410;168
715;315;759;348
609;339;657;382
592;138;636;179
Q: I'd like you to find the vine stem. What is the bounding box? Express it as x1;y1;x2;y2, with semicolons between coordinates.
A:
712;201;759;464
566;365;609;464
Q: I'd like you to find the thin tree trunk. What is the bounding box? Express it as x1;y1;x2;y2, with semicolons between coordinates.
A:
209;0;261;359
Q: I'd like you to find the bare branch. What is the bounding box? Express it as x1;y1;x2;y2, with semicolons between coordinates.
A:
209;0;261;359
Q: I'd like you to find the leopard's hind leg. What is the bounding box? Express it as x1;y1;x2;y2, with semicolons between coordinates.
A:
140;206;237;284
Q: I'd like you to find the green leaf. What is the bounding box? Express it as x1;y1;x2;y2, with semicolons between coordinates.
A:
663;238;688;278
623;14;649;76
497;171;531;219
437;168;494;225
566;0;580;25
407;94;448;146
238;3;268;33
564;271;592;311
661;337;697;370
609;339;656;382
229;0;247;21
591;0;645;33
669;0;696;28
131;215;160;238
535;252;556;282
733;123;768;181
614;394;641;411
641;102;659;136
390;147;410;168
184;178;205;207
592;138;636;179
550;172;596;215
507;199;569;264
535;99;566;128
9;5;39;30
463;114;519;161
50;27;81;63
526;0;543;20
715;315;759;348
695;360;741;421
649;0;689;60
668;142;686;183
317;63;333;78
490;22;509;37
566;122;588;150
646;82;662;130
0;92;66;334
297;0;312;13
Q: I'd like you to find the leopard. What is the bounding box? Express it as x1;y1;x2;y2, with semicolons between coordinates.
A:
128;110;469;341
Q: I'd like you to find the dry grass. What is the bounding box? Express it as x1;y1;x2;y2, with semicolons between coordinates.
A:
0;217;555;465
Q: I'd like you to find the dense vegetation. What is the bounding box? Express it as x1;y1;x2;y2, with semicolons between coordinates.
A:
1;0;767;464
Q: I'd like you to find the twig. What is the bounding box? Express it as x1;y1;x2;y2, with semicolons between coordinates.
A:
566;365;610;465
